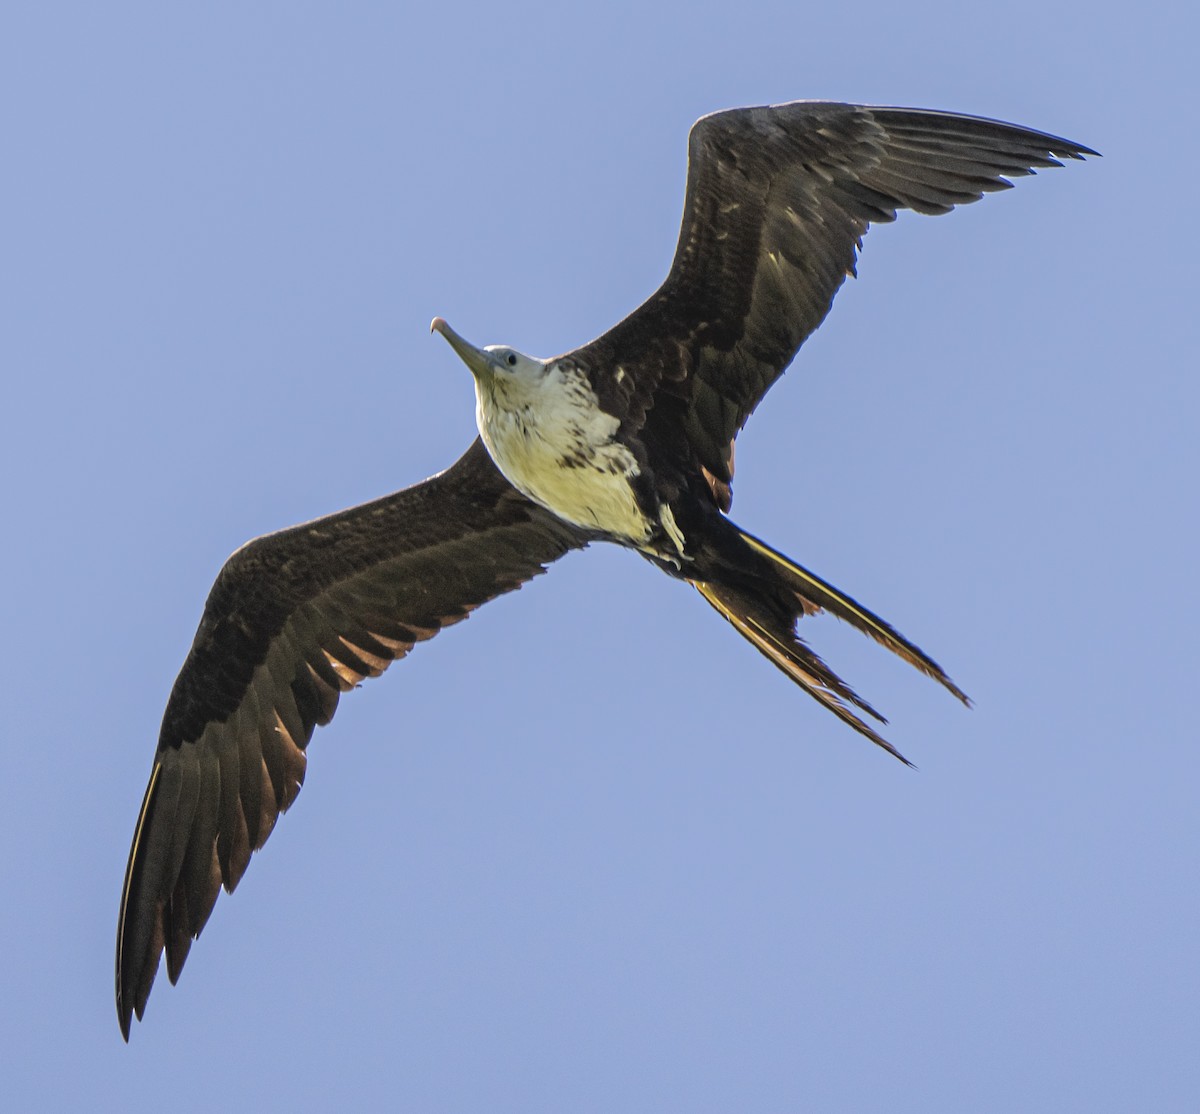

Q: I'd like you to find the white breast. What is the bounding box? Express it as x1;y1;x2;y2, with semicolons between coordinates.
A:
475;360;653;545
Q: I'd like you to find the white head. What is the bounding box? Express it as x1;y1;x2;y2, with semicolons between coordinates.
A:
431;318;549;405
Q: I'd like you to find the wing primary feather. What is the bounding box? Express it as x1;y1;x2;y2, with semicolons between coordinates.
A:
236;687;267;855
176;742;223;942
116;762;166;1040
160;742;202;983
213;716;246;885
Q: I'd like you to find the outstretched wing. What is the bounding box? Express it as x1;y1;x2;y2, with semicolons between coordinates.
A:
570;101;1095;496
117;439;589;1038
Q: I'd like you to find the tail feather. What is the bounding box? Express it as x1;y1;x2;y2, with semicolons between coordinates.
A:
736;528;970;706
684;517;969;762
692;581;914;765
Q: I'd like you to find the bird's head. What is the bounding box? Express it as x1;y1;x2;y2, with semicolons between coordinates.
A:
431;318;548;402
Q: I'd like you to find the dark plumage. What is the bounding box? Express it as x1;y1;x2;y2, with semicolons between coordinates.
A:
117;443;588;1036
577;102;1094;492
118;100;1094;1038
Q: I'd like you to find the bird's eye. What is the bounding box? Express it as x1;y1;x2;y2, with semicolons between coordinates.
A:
506;353;518;367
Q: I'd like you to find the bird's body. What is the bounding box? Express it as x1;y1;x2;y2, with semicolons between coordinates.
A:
117;99;1095;1038
469;349;663;551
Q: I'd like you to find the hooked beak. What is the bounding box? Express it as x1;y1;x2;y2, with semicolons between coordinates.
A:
431;317;494;381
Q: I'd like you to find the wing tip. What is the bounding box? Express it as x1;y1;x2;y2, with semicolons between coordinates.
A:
117;1003;132;1043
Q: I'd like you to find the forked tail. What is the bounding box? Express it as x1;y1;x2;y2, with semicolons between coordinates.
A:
689;523;969;763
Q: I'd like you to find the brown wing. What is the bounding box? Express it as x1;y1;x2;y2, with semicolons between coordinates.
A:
116;439;589;1038
570;101;1095;493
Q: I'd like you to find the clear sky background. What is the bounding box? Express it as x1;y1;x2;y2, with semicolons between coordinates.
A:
2;2;1195;1111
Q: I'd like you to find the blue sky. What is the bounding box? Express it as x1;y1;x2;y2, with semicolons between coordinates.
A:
3;2;1196;1111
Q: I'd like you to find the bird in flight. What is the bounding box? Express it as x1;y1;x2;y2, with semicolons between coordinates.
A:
117;100;1094;1037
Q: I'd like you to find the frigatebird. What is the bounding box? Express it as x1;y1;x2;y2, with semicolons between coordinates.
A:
117;100;1094;1037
